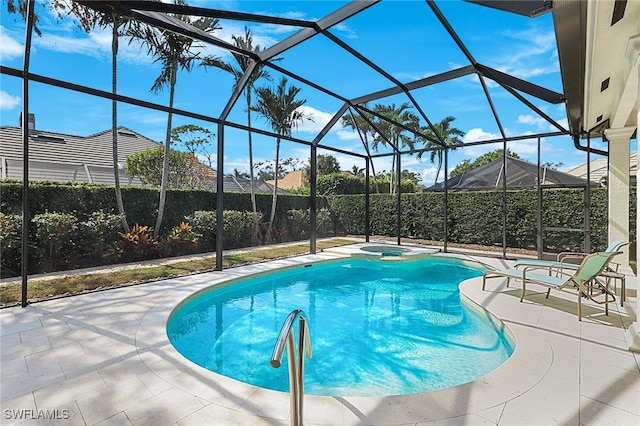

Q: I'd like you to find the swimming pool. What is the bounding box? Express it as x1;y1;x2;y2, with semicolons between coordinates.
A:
167;256;514;397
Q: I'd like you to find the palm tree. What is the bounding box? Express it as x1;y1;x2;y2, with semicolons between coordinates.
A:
416;116;464;185
351;165;364;177
202;27;270;217
60;2;134;232
341;104;380;192
251;77;312;241
132;0;220;237
372;103;420;193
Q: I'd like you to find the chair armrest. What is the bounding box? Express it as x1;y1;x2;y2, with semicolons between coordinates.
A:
558;255;586;266
557;251;587;262
606;260;621;272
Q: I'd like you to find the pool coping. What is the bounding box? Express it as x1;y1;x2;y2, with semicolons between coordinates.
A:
135;247;552;424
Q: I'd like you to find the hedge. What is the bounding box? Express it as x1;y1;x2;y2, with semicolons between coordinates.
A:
1;181;635;278
0;181;315;234
327;187;636;254
316;174;417;195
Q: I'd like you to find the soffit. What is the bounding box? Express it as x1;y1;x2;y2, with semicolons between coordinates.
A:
555;0;640;137
585;0;640;133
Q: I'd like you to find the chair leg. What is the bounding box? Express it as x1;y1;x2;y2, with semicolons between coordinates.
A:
482;275;486;291
545;288;551;299
520;282;526;302
578;291;582;321
621;276;626;307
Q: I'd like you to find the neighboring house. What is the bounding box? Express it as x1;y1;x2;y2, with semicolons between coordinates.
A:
270;170;305;190
0;114;280;193
271;169;355;191
0;114;160;185
566;152;637;187
429;156;589;191
228;175;288;194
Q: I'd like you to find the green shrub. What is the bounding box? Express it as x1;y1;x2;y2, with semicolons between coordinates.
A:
77;210;125;261
400;193;445;240
0;213;23;278
185;210;265;250
287;209;309;240
317;174;417;195
317;174;365;195
223;210;247;248
246;211;264;245
186;210;217;251
32;211;78;271
286;208;334;240
326;195;366;235
317;207;333;237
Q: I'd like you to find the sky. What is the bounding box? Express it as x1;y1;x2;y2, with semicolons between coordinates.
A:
1;0;636;186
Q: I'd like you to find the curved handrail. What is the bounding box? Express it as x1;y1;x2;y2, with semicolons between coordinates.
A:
270;309;312;426
270;309;312;367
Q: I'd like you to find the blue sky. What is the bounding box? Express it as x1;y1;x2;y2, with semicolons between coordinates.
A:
0;0;629;185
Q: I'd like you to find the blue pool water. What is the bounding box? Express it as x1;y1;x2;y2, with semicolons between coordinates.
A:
167;256;514;397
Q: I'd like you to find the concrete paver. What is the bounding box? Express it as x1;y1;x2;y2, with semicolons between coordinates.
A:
1;244;638;425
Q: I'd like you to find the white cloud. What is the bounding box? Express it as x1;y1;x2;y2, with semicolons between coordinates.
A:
462;127;500;143
0;90;21;110
552;116;569;131
518;114;548;130
0;26;23;61
421;166;439;185
294;105;340;134
508;138;543;156
492;26;559;80
336;129;360;141
25;24;154;66
32;28;108;60
333;22;358;40
206;22;280;60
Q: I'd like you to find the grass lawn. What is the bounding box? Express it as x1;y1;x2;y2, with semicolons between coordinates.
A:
0;238;356;306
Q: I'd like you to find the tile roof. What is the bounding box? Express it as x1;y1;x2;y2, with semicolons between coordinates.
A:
0;124;160;184
0;123;289;193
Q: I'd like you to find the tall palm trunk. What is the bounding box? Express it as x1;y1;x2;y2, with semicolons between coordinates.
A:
246;89;256;215
434;151;443;185
246;90;260;244
368;156;380;194
154;59;177;237
268;137;281;241
111;19;129;232
390;151;396;194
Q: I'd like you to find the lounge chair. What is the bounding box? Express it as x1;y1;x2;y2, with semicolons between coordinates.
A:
513;241;629;305
483;251;619;321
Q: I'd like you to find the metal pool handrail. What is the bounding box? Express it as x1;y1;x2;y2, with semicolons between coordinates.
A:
270;309;312;426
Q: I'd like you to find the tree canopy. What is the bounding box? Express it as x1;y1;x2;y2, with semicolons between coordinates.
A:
125;146;212;190
170;124;215;168
449;149;521;178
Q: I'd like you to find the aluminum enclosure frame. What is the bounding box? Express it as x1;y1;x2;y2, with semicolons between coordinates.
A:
6;0;604;307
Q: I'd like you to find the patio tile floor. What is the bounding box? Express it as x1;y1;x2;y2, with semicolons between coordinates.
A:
1;244;638;425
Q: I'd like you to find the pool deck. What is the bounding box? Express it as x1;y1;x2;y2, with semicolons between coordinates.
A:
1;243;639;425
